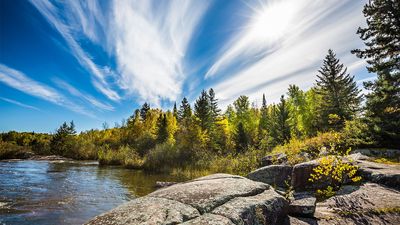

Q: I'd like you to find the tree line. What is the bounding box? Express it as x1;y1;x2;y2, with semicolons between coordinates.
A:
1;0;398;173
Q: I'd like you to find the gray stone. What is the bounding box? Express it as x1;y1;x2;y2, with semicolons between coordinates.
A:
291;160;320;191
353;148;400;159
148;173;269;213
180;214;235;225
247;165;292;188
85;197;200;225
212;188;288;225
314;183;400;225
260;153;288;167
288;193;316;217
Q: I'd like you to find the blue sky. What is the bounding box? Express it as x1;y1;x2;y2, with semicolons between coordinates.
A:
0;0;374;133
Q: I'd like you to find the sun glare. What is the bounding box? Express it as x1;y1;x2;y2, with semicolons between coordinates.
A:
249;1;295;42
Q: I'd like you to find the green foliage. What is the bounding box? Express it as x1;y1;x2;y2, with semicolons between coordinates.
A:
352;0;400;147
315;49;361;131
309;152;362;200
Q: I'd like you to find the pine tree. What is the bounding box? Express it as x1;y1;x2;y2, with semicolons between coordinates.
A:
173;102;178;119
50;121;76;157
234;122;248;154
178;97;192;121
157;114;168;143
208;88;221;120
274;95;291;144
315;49;361;130
194;90;211;130
140;102;150;121
259;94;269;131
352;0;400;147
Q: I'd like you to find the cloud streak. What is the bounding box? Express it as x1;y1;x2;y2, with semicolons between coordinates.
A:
110;0;210;105
0;64;94;117
0;97;40;111
29;0;120;101
208;0;367;106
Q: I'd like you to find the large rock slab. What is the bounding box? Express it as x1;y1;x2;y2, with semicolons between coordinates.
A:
212;188;288;225
288;193;316;217
291;160;320;191
148;173;269;213
86;173;289;225
314;183;400;225
85;197;200;225
247;165;292;188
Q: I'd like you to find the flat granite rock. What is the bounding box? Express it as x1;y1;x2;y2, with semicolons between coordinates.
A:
288;193;316;217
212;188;288;225
314;183;400;225
148;173;269;213
85;174;289;225
85;197;200;225
247;165;293;188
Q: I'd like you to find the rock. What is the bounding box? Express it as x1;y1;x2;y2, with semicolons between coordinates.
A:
353;148;400;159
85;173;289;225
181;213;235;225
352;158;400;190
148;174;269;214
211;188;288;225
314;183;400;225
291;160;320;191
154;181;178;189
247;165;292;188
288;192;316;217
284;216;317;225
299;152;311;162
28;155;72;161
260;153;288;167
318;147;329;156
85;197;200;225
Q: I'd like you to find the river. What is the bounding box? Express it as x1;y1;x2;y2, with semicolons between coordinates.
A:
0;160;189;225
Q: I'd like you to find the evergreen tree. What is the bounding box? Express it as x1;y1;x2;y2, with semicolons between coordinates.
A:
315;49;361;130
234;122;248;154
173;102;178;119
157;114;168;143
208;88;221;120
140;102;150;121
274;95;291;144
50;121;76;156
233;95;250;122
178;97;192;121
259;94;269;131
352;0;400;147
194;90;211;130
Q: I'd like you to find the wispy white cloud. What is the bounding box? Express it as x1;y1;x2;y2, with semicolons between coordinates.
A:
53;78;114;111
109;0;210;106
29;0;120;101
0;97;40;111
207;0;367;107
0;64;94;117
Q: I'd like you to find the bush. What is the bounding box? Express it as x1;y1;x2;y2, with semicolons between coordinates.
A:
98;145;144;168
0;140;31;159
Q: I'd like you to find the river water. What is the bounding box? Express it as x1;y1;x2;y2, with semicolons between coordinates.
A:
0;160;188;225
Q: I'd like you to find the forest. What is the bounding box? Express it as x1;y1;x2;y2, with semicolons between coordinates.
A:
1;0;399;176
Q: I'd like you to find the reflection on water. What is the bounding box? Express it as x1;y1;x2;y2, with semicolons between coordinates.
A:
0;160;188;225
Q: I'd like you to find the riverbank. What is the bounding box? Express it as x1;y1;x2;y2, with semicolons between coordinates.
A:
86;152;400;225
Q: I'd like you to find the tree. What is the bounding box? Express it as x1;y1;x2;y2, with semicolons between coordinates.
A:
173;102;178;119
234;122;248;154
258;94;270;138
140;102;150;121
273;95;291;144
157;114;168;143
233;95;250;122
178;97;192;121
194;90;211;130
315;49;361;130
352;0;400;147
50;121;77;157
208;88;221;120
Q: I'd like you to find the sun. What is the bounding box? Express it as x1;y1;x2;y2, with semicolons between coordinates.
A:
248;1;295;43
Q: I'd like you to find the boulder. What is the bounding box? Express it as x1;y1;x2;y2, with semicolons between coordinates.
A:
314;183;400;225
291;160;320;191
85;173;289;225
247;165;292;188
288;192;316;217
260;153;288;167
154;181;178;189
353;149;400;159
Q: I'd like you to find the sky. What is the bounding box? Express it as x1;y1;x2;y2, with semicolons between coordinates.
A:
0;0;374;133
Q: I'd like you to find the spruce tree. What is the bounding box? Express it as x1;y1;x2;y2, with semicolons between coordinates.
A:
352;0;400;147
315;49;361;130
259;94;269;132
157;114;168;143
234;122;248;154
194;90;211;130
275;95;291;144
140;102;150;121
178;97;192;121
173;102;178;119
208;88;221;121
